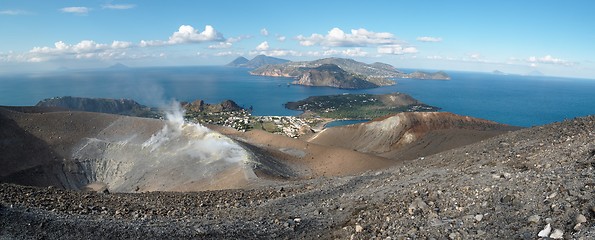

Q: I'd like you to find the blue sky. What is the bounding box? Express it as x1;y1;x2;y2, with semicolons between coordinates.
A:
1;0;594;78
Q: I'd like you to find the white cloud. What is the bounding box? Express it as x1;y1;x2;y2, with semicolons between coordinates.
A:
60;7;90;15
277;36;286;42
111;41;133;49
305;48;369;57
26;40;135;62
168;25;224;44
260;28;269;36
468;53;482;60
527;55;573;66
140;25;225;47
214;51;242;57
226;35;252;43
30;40;109;54
323;48;368;57
250;50;301;57
102;4;136;10
256;41;269;51
0;10;31;15
297;27;397;47
377;45;418;55
417;36;442;42
208;42;233;49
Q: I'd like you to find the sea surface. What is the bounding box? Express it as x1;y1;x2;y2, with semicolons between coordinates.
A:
1;66;594;127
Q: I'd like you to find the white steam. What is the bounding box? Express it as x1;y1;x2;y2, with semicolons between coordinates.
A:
143;100;248;164
73;101;255;192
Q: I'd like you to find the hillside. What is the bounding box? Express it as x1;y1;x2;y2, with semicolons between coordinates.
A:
1;108;593;239
181;99;243;113
309;112;520;160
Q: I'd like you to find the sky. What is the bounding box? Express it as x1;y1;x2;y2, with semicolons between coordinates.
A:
1;0;595;79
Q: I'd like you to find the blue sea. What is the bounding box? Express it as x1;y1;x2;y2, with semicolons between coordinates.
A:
1;66;594;127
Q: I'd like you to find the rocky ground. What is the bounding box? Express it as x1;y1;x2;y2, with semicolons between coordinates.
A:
1;115;594;239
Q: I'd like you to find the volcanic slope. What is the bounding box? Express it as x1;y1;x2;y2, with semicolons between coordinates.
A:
0;106;263;192
1;115;594;239
0;106;398;192
309;112;520;160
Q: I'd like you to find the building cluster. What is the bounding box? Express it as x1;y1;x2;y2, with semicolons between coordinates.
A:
252;116;317;138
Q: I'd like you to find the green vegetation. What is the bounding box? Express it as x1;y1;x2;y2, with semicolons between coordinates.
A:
285;93;439;119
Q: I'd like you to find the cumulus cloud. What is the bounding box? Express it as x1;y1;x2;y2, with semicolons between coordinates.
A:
297;27;397;47
208;42;233;49
417;36;442;42
102;4;136;10
111;41;133;49
27;40;134;62
140;25;224;47
60;7;90;15
168;25;224;44
277;36;286;42
527;55;573;66
377;45;418;55
260;28;269;36
256;41;269;51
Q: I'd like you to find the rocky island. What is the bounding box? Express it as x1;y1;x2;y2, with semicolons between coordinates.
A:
249;57;450;89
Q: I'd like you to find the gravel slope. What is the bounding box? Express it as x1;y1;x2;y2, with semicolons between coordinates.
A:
1;115;594;239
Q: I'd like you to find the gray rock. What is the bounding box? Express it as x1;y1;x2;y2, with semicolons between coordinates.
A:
576;213;587;223
549;229;563;239
528;215;540;224
537;223;551;238
355;224;363;233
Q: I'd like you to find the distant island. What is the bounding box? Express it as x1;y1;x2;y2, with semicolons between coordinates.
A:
36;96;154;117
226;55;290;68
406;71;451;80
285;92;440;119
492;70;506;75
107;63;129;70
247;57;450;89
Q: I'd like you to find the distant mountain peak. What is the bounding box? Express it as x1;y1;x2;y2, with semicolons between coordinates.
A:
225;55;290;68
108;63;129;69
226;56;249;67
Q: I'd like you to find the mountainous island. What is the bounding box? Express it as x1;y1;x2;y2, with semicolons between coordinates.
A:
226;55;290;68
248;57;450;89
285;92;439;119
